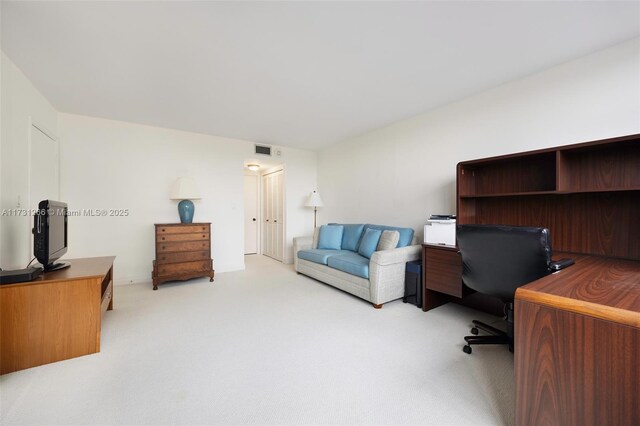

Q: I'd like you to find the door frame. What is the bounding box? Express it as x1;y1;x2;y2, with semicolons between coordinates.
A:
27;117;59;259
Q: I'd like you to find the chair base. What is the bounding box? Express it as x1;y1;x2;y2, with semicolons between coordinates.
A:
462;305;514;354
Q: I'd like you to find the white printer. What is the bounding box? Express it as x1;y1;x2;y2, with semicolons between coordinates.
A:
424;215;456;246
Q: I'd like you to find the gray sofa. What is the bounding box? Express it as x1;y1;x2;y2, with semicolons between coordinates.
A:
293;224;420;308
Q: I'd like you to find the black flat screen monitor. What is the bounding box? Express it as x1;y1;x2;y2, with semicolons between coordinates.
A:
33;200;69;271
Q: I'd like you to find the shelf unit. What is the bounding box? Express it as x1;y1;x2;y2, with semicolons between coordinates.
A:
457;134;640;260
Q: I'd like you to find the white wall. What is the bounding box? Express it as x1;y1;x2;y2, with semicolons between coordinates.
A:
0;52;59;269
59;114;317;284
318;38;640;239
280;150;319;263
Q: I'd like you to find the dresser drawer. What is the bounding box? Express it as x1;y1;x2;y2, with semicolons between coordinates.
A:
157;233;209;243
425;246;463;297
156;225;209;235
157;241;210;253
156;250;210;264
155;260;211;277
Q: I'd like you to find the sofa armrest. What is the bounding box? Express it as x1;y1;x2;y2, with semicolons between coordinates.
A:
368;245;421;305
370;245;421;266
293;236;313;270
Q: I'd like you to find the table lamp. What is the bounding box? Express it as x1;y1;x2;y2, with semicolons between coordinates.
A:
170;177;201;223
304;190;324;228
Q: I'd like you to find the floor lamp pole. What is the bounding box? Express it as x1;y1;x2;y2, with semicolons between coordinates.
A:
313;207;318;228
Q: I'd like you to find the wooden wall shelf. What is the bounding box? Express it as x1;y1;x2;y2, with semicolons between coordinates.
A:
457;134;640;260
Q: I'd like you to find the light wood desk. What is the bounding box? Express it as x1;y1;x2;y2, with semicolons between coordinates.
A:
0;256;115;375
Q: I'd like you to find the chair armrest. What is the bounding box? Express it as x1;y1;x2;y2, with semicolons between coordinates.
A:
293;236;313;253
293;236;313;271
550;258;575;271
368;245;421;305
370;245;421;266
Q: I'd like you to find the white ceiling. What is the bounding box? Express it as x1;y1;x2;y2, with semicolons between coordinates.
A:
2;1;639;150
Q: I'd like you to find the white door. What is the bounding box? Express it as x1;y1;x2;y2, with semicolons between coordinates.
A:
29;124;59;255
244;174;259;254
262;174;271;258
261;169;284;261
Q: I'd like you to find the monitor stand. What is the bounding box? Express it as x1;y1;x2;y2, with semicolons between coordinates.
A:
44;262;71;272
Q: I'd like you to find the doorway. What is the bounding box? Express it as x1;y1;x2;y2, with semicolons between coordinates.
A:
243;174;259;254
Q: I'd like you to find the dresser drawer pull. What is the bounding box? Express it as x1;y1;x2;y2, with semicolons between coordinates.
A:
162;237;165;240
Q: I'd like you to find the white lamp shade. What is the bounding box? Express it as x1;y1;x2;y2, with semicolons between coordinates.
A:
170;177;201;200
305;191;324;208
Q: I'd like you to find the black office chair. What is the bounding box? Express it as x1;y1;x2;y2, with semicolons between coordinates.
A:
456;224;573;354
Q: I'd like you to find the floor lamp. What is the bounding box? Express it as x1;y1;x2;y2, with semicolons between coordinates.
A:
305;190;324;228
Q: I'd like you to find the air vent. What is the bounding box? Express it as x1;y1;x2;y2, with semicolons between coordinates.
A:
255;144;272;156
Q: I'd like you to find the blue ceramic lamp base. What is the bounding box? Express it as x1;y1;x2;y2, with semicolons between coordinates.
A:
178;199;195;224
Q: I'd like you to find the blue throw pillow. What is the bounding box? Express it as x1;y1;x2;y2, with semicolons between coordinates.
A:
358;228;382;259
317;225;344;250
341;224;365;252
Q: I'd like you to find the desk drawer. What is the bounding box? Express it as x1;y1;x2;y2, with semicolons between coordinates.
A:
157;233;209;243
425;246;462;297
156;225;209;235
156;250;210;264
157;241;210;253
155;260;211;277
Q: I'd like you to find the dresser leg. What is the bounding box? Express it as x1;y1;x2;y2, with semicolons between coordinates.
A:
373;303;383;309
210;271;215;282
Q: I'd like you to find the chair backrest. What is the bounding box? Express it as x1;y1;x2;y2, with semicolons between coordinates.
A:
456;225;553;302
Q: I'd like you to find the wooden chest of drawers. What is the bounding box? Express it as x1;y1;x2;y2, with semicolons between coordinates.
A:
152;223;215;290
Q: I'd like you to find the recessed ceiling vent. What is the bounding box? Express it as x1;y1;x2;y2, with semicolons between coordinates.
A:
255;144;272;156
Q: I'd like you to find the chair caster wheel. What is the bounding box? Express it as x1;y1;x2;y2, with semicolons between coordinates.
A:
463;345;472;354
471;327;479;335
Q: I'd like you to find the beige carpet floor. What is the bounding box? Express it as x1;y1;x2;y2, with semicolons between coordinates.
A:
1;255;514;425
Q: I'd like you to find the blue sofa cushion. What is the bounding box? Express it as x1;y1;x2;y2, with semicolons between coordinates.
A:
327;252;370;279
364;224;414;248
340;224;365;251
317;225;344;250
297;249;350;265
358;228;383;259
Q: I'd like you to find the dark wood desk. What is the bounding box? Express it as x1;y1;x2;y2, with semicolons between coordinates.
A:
515;254;640;425
0;257;115;375
448;133;639;423
422;244;461;310
422;243;503;315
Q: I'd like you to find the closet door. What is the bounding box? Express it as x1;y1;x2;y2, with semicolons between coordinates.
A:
274;171;284;262
262;174;272;258
261;170;284;262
